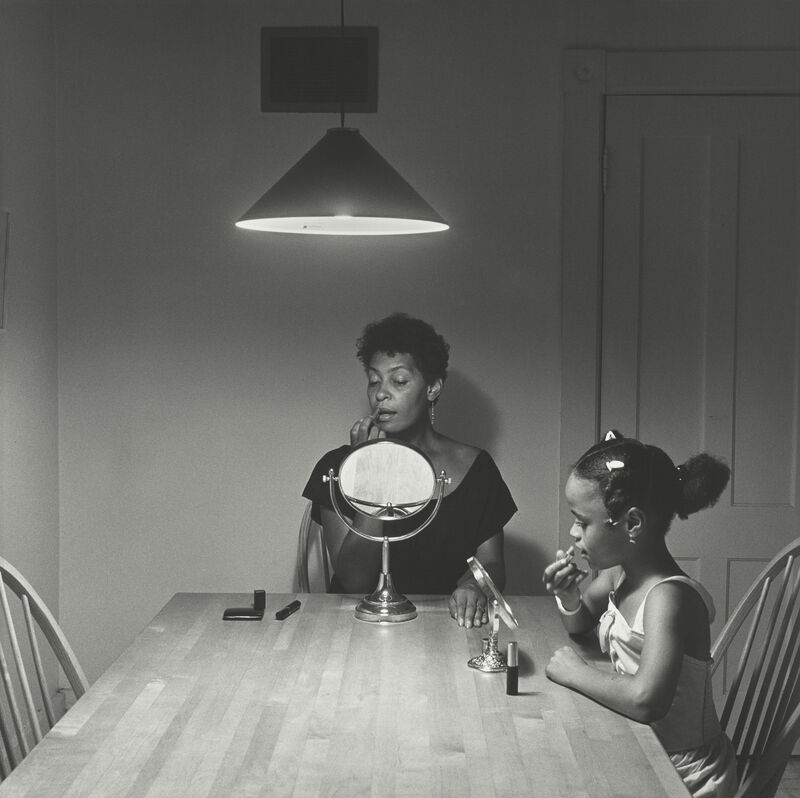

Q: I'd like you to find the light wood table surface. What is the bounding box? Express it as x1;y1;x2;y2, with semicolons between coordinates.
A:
0;593;689;797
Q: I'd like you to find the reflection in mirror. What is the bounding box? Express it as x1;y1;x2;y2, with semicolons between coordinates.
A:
466;556;518;672
324;439;449;624
339;439;436;520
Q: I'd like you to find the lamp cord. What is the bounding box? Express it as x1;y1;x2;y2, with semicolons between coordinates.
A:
339;0;345;128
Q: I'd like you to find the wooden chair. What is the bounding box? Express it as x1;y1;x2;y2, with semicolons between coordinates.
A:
0;557;88;778
296;502;331;593
711;538;800;798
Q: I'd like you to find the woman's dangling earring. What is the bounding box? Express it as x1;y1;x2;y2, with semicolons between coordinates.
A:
429;400;436;427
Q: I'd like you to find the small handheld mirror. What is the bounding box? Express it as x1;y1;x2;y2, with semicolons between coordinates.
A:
324;438;449;623
466;556;519;672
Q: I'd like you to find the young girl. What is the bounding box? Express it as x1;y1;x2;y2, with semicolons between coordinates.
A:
542;431;737;798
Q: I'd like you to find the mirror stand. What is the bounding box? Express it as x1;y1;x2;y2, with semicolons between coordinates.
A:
354;537;417;623
467;602;508;672
325;439;449;626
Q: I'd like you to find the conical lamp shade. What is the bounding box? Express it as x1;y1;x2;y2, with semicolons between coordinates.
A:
235;127;449;235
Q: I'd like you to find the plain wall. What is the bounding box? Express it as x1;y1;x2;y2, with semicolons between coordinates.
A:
1;0;796;683
0;1;60;629
54;0;563;682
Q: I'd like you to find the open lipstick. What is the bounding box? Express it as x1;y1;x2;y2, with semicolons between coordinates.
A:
564;545;590;580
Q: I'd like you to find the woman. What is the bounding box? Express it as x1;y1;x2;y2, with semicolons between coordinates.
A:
302;313;517;628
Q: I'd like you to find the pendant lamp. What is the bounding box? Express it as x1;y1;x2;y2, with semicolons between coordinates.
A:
236;127;448;234
235;2;448;235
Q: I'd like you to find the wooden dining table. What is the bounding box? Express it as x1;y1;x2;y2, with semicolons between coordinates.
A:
0;593;689;797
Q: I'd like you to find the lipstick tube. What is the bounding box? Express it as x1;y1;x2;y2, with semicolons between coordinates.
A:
506;642;518;695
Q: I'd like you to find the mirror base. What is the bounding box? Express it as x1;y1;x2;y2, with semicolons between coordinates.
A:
353;572;417;623
354;596;417;624
468;636;507;672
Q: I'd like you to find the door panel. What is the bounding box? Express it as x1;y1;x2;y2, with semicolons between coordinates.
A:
601;96;800;668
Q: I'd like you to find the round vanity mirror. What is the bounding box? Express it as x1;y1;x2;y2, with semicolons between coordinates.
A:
338;439;437;525
325;438;449;623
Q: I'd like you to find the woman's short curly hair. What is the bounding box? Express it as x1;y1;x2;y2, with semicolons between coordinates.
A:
356;313;449;385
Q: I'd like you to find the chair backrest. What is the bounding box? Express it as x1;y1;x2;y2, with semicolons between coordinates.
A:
0;557;89;779
710;538;800;798
735;703;800;798
296;502;331;593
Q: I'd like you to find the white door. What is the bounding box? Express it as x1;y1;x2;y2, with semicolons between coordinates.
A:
601;95;800;661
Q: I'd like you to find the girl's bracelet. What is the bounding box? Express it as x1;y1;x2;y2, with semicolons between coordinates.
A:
555;592;583;616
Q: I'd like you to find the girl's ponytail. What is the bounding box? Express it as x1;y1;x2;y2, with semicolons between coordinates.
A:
574;431;731;531
675;453;730;519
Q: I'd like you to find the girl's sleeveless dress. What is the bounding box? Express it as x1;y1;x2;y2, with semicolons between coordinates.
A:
598;575;738;798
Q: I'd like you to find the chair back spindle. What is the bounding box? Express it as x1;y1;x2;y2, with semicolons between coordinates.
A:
711;539;800;797
0;574;43;747
23;595;56;728
0;557;88;780
296;502;331;593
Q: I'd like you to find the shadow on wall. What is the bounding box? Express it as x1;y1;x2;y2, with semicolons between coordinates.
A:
506;535;552;597
438;368;499;452
440;368;549;596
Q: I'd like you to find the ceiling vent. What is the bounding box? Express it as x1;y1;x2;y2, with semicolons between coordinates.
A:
261;27;378;113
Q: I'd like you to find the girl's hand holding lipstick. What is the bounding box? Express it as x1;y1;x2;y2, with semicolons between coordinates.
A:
350;406;387;446
542;545;589;607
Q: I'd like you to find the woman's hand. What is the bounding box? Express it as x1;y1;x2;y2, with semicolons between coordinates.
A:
449;583;489;628
545;645;588;686
542;547;587;610
350;407;386;446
